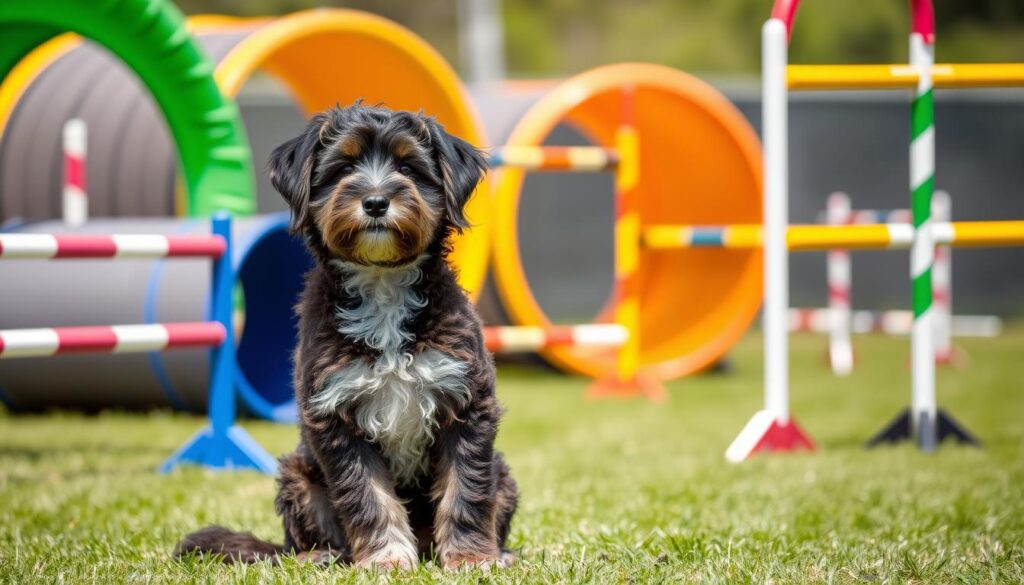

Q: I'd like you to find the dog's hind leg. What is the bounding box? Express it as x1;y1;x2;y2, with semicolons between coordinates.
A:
276;446;351;563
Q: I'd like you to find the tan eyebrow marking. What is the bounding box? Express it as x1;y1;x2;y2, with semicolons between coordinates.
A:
391;135;422;160
337;133;363;158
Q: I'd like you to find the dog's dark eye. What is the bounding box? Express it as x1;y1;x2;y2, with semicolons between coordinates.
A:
398;163;413;176
340;164;356;175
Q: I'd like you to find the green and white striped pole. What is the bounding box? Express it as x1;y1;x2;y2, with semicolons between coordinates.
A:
867;1;981;450
909;26;938;450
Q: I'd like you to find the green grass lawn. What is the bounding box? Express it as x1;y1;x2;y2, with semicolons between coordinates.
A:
1;329;1023;583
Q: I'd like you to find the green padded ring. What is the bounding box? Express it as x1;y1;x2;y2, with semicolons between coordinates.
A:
0;0;254;216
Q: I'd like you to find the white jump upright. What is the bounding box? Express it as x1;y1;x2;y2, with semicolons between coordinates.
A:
931;190;954;363
725;16;814;464
62;119;87;226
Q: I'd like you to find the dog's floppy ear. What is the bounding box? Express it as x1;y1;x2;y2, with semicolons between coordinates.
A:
268;114;327;233
426;119;488;233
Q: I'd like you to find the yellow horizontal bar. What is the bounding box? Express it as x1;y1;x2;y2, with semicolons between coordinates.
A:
950;221;1024;247
787;64;1024;91
787;224;899;250
642;221;1024;251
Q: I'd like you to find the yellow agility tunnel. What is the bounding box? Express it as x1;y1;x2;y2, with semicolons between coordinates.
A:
0;9;491;297
491;63;764;382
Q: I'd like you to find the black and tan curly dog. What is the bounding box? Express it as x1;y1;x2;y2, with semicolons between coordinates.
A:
176;104;517;570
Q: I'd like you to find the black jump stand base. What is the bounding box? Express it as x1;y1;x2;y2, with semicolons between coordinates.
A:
865;407;981;451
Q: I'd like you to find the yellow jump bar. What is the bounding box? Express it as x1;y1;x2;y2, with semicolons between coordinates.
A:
642;221;1024;251
787;64;1024;91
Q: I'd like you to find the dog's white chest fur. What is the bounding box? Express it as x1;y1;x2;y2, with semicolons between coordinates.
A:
312;260;470;485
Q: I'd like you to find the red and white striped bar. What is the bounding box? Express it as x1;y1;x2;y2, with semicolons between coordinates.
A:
489;146;619;172
0;233;226;259
0;322;227;359
484;324;627;353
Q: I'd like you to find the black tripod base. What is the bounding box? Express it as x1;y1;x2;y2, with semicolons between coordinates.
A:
865;407;981;451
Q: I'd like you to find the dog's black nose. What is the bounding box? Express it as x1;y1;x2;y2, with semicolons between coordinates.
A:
361;195;389;218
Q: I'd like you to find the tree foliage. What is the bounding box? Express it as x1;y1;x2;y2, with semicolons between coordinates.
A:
177;0;1024;77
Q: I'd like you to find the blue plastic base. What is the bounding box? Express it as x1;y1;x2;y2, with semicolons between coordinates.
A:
160;425;278;475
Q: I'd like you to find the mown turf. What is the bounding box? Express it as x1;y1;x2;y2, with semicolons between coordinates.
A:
1;328;1022;583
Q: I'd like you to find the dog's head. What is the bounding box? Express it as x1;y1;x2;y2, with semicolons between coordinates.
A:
268;104;487;266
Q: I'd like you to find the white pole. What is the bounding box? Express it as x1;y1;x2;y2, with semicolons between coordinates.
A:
456;0;506;84
826;192;854;376
763;18;789;422
932;190;953;363
62;119;88;226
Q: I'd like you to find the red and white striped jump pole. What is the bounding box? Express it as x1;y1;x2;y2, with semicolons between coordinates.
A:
0;322;225;359
0;233;226;259
62;119;87;226
931;191;954;363
484;324;627;353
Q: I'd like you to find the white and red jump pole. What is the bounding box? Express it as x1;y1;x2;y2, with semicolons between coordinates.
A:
825;192;854;376
62;119;87;226
725;8;816;464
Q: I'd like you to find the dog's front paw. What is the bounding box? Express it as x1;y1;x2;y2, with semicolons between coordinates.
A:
354;542;418;571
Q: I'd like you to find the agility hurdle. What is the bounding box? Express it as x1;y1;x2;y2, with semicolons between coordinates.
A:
0;214;277;474
491;64;765;388
488;83;664;400
719;0;1024;460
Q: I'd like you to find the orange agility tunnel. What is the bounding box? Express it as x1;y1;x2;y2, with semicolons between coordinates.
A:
491;63;763;381
0;10;491;297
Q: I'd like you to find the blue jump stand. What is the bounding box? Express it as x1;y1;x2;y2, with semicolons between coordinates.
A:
161;213;278;475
